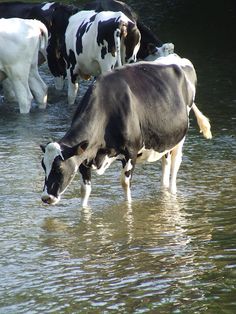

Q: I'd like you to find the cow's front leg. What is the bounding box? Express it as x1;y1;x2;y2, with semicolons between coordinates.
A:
79;163;92;208
120;158;135;203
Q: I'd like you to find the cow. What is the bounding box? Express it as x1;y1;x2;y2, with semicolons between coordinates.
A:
40;54;212;207
47;9;141;105
0;2;72;66
0;1;59;32
83;0;175;60
0;1;65;102
0;18;48;113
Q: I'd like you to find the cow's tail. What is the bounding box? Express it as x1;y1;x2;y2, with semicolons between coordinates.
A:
114;28;122;67
115;21;129;66
191;103;212;139
38;21;49;60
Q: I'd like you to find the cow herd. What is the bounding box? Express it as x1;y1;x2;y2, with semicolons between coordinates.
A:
0;0;212;206
0;0;172;113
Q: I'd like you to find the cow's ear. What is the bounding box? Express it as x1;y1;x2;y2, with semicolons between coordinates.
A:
62;141;89;160
40;144;46;153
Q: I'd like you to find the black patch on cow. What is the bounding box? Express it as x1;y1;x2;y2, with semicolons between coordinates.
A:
97;18;119;54
46;4;79;77
89;14;96;23
75;14;99;56
76;21;90;56
68;49;78;83
101;46;108;59
79;163;91;185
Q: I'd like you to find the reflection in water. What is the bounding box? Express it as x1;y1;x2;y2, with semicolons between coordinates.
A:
35;192;219;312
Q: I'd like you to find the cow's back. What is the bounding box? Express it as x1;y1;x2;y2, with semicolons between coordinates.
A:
94;62;192;152
0;18;42;65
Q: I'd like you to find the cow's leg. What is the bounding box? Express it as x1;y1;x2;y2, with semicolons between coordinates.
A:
7;66;33;114
161;152;171;189
54;76;65;90
29;62;48;109
169;138;185;194
2;78;16;102
79;164;92;208
120;158;135;203
67;68;79;105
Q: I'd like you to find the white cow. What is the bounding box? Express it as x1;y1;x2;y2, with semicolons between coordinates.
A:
0;18;48;113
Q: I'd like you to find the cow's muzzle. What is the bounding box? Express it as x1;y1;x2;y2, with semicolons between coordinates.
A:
41;193;60;205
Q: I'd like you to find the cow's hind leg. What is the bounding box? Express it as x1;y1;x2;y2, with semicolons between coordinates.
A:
29;63;47;109
10;76;32;114
169;138;185;194
2;78;17;102
67;68;79;105
120;159;135;203
79;164;92;208
161;152;171;189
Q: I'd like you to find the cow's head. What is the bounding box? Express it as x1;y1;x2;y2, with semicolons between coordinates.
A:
121;21;141;63
40;141;87;204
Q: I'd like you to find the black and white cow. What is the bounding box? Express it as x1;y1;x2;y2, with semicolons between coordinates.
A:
40;54;212;207
84;0;175;59
48;9;141;104
0;18;48;113
0;1;59;32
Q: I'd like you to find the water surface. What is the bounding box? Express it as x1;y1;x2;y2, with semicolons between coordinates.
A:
0;1;235;313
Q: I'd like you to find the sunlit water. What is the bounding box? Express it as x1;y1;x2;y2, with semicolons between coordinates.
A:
0;1;236;313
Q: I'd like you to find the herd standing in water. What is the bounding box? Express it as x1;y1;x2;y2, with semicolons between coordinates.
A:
0;0;212;205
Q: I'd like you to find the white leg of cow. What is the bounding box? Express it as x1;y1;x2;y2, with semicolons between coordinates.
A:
54;76;65;90
6;64;32;113
67;69;79;105
9;71;32;114
81;183;92;208
13;80;33;114
120;159;133;203
161;152;171;189
79;164;92;208
2;79;17;102
29;63;48;109
169;138;185;194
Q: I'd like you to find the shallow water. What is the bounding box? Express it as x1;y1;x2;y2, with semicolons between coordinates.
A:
0;1;236;313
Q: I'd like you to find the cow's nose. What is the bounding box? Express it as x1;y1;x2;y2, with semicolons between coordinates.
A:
41;194;58;205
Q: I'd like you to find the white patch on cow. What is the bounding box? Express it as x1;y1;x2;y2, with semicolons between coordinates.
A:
41;2;55;11
161;153;171;189
120;159;133;203
95;155;117;175
169;137;185;194
137;147;169;163
144;43;175;61
41;187;60;205
125;159;133;172
44;142;64;178
145;53;193;69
